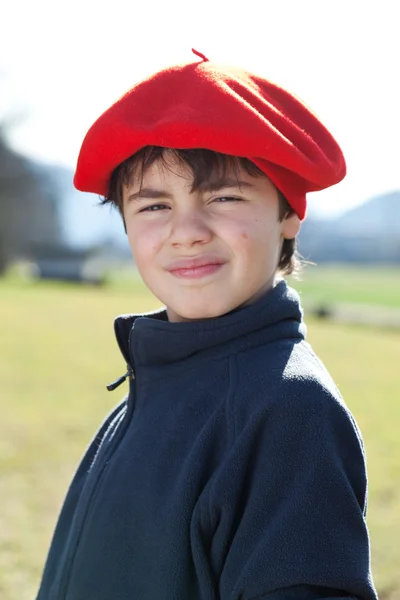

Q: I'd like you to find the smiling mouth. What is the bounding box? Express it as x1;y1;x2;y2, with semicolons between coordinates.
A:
168;263;225;279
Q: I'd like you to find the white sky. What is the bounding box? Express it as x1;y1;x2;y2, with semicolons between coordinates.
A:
1;0;399;218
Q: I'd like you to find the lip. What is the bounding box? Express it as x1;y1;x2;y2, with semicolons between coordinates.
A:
165;255;227;279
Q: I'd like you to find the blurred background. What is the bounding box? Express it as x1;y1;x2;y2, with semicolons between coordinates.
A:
0;1;399;598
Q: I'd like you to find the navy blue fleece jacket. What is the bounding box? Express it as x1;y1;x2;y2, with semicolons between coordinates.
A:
36;281;377;600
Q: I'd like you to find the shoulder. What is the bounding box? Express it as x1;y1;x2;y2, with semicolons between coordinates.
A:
233;337;341;404
229;341;368;509
231;339;364;453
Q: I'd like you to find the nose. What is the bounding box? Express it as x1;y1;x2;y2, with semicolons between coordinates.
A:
169;208;212;248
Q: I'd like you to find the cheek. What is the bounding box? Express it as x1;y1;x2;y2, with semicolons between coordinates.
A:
235;219;271;250
127;224;159;269
228;224;264;268
235;219;281;264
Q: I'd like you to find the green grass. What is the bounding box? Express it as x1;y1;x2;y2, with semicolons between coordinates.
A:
1;269;399;599
289;264;400;308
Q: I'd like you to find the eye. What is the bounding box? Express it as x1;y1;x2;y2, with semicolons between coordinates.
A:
138;203;169;213
212;196;244;203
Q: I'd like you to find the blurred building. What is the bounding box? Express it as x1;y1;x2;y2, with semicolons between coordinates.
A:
0;131;61;273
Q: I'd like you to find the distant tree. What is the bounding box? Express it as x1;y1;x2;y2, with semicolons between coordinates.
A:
0;123;62;274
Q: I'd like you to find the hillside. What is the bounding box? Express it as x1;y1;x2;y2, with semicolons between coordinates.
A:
335;191;400;236
299;191;400;263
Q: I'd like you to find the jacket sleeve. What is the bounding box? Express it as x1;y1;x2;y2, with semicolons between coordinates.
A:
209;377;377;600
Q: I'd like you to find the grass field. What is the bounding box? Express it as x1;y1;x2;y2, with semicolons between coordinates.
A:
1;266;399;599
289;264;400;309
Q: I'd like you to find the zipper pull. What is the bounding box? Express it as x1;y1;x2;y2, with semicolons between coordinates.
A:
106;366;134;391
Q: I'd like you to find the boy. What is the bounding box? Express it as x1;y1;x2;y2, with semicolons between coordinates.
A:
37;50;378;599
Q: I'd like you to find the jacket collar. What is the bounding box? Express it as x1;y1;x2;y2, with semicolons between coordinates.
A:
113;280;305;373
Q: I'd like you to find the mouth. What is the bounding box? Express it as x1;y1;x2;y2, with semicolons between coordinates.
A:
168;263;225;279
166;256;227;279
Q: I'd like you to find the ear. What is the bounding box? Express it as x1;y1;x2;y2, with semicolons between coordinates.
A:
281;211;301;239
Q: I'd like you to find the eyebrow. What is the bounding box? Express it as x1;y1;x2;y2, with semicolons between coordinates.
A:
126;178;254;203
127;188;174;202
198;178;255;193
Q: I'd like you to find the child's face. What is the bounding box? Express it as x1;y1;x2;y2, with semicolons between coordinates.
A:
122;154;300;322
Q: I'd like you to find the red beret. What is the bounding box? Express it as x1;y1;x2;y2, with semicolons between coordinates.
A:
74;49;346;220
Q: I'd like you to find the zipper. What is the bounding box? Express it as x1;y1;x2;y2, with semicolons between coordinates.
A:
55;366;136;598
106;365;135;391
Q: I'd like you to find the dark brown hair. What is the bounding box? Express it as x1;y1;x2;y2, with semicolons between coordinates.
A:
102;146;302;276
